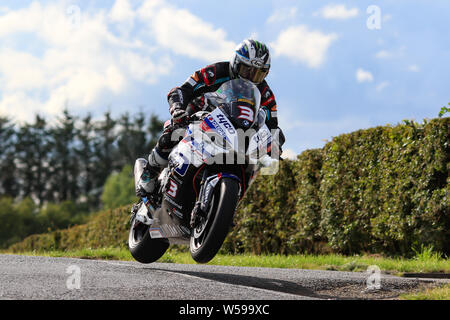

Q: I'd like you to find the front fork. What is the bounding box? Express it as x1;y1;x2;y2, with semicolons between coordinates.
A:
190;169;241;228
190;168;209;227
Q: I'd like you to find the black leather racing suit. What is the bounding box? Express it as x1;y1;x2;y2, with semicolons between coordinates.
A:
154;61;281;159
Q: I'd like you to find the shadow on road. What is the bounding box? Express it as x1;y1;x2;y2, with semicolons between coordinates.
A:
149;267;347;300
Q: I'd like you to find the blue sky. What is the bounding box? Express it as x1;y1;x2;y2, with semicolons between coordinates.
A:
0;1;449;157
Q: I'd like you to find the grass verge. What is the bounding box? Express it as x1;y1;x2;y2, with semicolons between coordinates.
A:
3;247;449;275
400;284;450;300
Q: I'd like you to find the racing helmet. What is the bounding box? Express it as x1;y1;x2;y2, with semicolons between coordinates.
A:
230;39;271;84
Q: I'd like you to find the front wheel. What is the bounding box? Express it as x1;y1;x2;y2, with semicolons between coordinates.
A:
128;214;169;264
190;178;240;263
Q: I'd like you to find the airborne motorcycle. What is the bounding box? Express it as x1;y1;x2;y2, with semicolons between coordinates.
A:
128;79;282;264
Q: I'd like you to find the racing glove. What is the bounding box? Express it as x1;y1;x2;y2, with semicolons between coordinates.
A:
271;127;285;159
170;102;188;124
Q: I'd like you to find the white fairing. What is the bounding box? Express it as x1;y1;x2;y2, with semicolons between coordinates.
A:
168;107;277;171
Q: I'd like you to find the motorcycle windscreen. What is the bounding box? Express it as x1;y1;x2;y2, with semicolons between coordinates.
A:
219;100;259;130
212;79;261;130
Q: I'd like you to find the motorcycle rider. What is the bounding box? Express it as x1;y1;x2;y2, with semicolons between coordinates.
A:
136;39;284;197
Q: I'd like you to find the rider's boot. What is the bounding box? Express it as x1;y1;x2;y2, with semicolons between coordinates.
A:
134;148;169;197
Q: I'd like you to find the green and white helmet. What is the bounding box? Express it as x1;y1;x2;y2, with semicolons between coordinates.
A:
230;39;271;84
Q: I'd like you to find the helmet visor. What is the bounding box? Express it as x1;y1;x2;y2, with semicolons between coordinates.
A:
237;64;269;84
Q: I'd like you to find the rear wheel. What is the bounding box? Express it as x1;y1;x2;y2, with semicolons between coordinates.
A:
190;178;240;263
128;211;169;263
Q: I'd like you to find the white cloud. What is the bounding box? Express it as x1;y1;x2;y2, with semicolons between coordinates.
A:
356;68;374;83
267;7;298;24
375;50;392;59
375;46;408;60
383;14;393;23
376;81;390;92
248;31;259;40
0;0;235;123
408;65;420;72
0;92;45;123
319;4;359;20
138;0;236;62
109;0;135;36
0;49;45;91
0;1;169;122
281;149;298;160
0;2;43;37
110;0;135;23
270;25;338;68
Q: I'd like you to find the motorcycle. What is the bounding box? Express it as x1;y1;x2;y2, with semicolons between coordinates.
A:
128;78;282;264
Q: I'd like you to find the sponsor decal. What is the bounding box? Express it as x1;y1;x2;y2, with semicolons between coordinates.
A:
237;98;255;106
191;72;200;82
216;114;236;134
174;153;189;177
206;116;228;140
200;119;213;132
187;136;213;159
172;208;184;220
237;105;254;122
201;66;216;86
187;76;197;87
180;225;191;236
164;194;183;210
149;228;164;239
160;224;184;237
262;95;275;106
251;59;264;68
167;179;178;198
175;89;183;105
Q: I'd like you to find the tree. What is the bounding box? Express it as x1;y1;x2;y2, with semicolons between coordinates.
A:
0;197;38;249
15;115;52;205
0;109;165;211
0;117;18;198
48;109;80;202
147;113;164;152
117;111;163;167
117;112;147;168
438;103;450;117
37;200;77;231
100;164;135;209
93;111;118;199
75;113;97;206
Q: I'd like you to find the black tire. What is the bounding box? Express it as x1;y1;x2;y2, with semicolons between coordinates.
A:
190;178;240;263
128;217;169;264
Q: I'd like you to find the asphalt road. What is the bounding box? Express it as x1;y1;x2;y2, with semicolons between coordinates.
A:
0;254;441;300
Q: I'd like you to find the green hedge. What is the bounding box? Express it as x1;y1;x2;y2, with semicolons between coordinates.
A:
9;117;449;257
320;118;449;256
223;159;299;255
9;206;130;252
222;150;327;255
